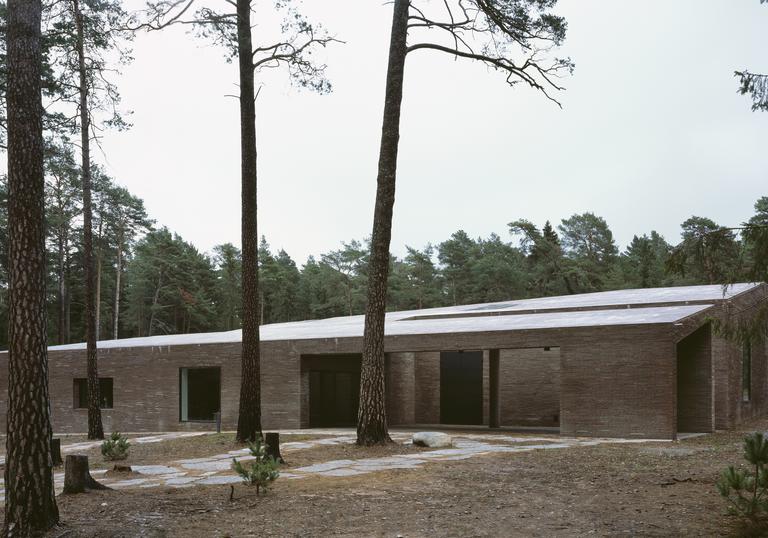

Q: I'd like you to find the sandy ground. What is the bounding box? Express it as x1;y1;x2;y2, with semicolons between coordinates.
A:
2;423;767;537
76;433;331;471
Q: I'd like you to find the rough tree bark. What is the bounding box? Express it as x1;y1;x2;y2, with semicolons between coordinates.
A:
3;0;61;531
148;271;162;336
50;439;63;467
62;455;107;494
95;244;102;340
95;202;106;340
74;0;104;440
57;228;67;344
112;230;123;339
356;0;410;446
235;0;262;442
264;432;285;464
65;276;72;342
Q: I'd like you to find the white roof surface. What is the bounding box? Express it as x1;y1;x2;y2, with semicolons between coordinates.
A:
47;283;759;352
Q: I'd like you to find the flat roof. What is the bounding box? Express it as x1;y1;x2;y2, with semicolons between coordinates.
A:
46;283;759;351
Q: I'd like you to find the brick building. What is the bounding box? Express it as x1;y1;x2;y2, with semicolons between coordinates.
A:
0;283;765;439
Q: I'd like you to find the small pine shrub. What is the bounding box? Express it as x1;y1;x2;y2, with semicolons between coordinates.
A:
232;436;279;495
717;431;768;520
101;431;130;461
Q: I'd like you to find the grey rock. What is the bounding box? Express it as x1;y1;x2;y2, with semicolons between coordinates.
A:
412;432;453;448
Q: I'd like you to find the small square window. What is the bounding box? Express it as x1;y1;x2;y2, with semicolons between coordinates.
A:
73;378;113;409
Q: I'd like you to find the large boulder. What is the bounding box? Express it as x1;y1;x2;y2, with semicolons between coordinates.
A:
412;432;453;448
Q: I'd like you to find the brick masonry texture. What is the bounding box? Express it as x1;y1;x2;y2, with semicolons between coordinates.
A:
677;324;713;433
499;347;561;427
1;286;766;439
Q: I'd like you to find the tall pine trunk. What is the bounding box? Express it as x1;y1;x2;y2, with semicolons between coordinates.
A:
113;232;123;340
95;251;102;340
148;271;162;336
95;205;104;339
356;0;409;446
57;230;66;344
65;271;71;342
3;0;61;530
235;0;262;442
74;0;104;440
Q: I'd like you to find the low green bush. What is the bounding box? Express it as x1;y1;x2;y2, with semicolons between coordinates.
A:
101;431;130;461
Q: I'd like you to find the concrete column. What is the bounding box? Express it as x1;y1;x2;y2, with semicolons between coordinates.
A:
489;349;500;428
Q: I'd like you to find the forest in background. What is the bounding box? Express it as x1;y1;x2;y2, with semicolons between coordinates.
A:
0;0;762;350
0;159;763;349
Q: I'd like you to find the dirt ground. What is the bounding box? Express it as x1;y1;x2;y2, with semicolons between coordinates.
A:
82;433;329;471
5;423;768;537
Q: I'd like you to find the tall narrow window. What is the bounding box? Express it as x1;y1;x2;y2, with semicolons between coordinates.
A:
73;378;113;409
742;341;752;402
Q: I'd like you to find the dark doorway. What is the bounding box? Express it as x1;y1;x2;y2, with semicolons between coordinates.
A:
307;355;361;427
180;367;221;421
440;351;483;425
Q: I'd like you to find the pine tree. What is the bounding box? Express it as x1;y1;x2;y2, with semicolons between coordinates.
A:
213;243;243;331
438;231;479;306
558;212;619;292
3;0;60;528
668;216;741;285
358;0;571;446
45;0;132;440
400;245;443;309
510;219;571;296
137;0;336;443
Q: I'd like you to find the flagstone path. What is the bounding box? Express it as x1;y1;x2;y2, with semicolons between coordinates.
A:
0;430;668;504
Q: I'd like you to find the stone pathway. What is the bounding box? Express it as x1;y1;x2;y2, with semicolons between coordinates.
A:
0;432;208;503
0;431;208;467
0;430;668;503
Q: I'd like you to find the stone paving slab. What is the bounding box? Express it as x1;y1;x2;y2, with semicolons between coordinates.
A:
132;465;180;475
0;430;670;503
318;468;368;477
294;459;357;473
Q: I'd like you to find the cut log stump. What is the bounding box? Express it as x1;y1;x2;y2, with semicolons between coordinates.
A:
265;432;285;464
51;438;62;466
63;454;109;494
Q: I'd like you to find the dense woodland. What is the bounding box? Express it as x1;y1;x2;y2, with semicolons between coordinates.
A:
0;164;763;349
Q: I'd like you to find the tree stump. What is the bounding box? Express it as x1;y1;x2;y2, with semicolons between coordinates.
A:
264;432;285;464
63;455;109;494
51;438;62;466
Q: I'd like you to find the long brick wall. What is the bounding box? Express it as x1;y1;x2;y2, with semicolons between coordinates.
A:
1;288;766;439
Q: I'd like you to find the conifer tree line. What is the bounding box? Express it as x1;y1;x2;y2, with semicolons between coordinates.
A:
0;183;763;350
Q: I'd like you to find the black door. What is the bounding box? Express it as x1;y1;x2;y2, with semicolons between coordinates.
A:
184;367;221;421
309;370;360;427
440;351;483;425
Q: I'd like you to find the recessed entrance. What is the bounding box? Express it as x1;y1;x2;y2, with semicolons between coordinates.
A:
306;355;361;427
440;351;483;425
179;367;221;422
676;324;713;434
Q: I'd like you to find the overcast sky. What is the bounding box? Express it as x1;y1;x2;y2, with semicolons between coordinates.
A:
96;0;767;264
